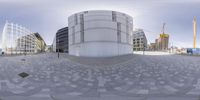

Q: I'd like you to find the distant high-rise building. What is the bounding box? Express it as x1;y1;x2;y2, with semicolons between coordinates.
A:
158;34;169;51
155;39;159;50
52;27;68;53
150;34;169;51
133;29;147;51
154;34;169;51
149;43;156;51
2;21;46;54
150;23;170;51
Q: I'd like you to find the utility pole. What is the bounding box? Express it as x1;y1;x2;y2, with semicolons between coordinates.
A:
162;23;166;51
24;36;27;56
171;42;174;53
143;44;145;55
41;41;42;53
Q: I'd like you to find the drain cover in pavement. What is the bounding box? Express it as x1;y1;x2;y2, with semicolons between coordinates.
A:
21;59;26;61
18;72;29;78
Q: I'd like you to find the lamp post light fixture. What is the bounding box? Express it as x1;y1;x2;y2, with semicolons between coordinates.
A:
143;43;145;55
57;38;59;58
143;34;145;55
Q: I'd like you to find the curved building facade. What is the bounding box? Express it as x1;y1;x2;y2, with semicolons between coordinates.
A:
68;10;133;57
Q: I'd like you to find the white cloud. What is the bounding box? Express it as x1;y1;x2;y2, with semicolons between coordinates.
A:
0;0;199;47
151;0;200;3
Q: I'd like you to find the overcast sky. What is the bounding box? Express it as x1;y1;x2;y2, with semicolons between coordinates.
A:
0;0;200;48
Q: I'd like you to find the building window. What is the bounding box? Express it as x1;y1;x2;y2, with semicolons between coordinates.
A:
72;26;75;44
126;17;129;43
112;11;116;22
74;14;78;25
80;14;84;43
84;11;88;14
117;22;121;43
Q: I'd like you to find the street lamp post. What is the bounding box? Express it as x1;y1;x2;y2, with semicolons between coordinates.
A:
143;44;145;55
24;36;27;56
143;34;145;55
57;38;59;58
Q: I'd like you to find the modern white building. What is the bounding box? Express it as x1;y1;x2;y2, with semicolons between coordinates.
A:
68;10;133;57
2;21;46;54
15;32;46;54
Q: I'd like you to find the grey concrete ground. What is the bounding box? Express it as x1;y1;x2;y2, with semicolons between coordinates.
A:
0;53;200;100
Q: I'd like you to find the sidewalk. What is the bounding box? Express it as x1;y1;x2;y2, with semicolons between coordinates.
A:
133;51;174;55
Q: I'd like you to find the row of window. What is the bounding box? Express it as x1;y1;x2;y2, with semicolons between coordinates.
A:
133;38;144;41
69;12;133;25
70;13;132;45
6;26;31;33
80;14;84;43
117;22;121;43
69;26;132;37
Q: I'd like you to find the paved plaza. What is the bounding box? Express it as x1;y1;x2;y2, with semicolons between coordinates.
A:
0;53;200;100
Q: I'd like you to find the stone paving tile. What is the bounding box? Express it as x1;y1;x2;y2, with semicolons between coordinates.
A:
0;53;200;100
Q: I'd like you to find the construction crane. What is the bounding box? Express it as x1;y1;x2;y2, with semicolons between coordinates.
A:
162;23;166;34
193;16;197;49
160;23;168;51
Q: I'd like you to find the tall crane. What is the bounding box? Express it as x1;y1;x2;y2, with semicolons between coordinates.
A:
193;16;197;49
162;23;166;34
160;23;170;51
